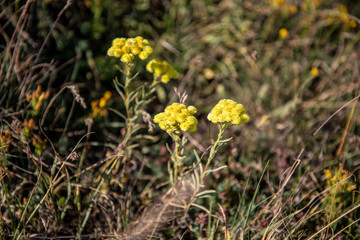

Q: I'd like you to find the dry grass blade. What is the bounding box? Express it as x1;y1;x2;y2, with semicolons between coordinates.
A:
306;203;360;240
313;95;360;136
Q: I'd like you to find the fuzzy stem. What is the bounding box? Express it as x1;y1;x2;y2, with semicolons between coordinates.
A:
124;63;131;119
173;137;181;182
201;124;225;184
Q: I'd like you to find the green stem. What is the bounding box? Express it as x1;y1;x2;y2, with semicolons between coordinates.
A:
124;63;131;119
201;124;225;184
173;138;181;182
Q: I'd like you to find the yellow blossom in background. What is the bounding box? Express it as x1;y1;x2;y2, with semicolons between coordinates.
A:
153;103;198;136
301;0;322;11
327;4;357;31
204;68;215;80
271;0;285;8
324;164;356;193
32;136;47;156
208;99;250;126
26;86;50;115
288;5;298;14
269;0;297;14
279;28;288;39
348;20;357;28
107;36;153;63
23;119;35;138
339;4;356;30
146;59;179;83
310;67;319;77
0;129;11;152
91;91;112;118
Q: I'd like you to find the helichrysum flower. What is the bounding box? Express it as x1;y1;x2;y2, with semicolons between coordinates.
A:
0;129;11;152
324;164;356;193
208;99;250;126
153;103;198;135
23;119;35;138
279;28;288;39
146;59;179;83
107;36;153;63
311;67;319;77
26;85;50;115
91;91;112;118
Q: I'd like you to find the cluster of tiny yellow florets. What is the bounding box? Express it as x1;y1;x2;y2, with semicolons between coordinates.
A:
107;36;153;63
326;4;357;31
91;91;112;118
207;99;250;126
324;164;356;193
153;103;198;135
146;59;179;83
270;0;298;14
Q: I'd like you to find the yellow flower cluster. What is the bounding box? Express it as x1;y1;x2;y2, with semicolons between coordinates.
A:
279;28;288;39
32;135;47;156
310;67;319;77
146;59;179;83
270;0;297;14
326;4;357;30
324;164;356;192
153;103;198;135
26;86;50;113
300;0;322;11
23;119;35;138
107;36;153;63
91;91;112;118
0;129;11;152
208;99;250;126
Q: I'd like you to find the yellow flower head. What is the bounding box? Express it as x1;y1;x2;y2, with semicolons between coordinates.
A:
324;164;356;192
279;28;288;39
91;92;111;118
311;67;319;77
23;119;35;138
288;5;298;14
146;59;179;83
153;103;198;136
107;36;153;63
26;86;50;115
0;129;11;152
208;99;250;126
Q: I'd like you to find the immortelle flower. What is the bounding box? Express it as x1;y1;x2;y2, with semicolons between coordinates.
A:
324;164;356;193
0;129;11;152
310;67;319;77
91;91;112;118
146;59;179;83
107;36;153;63
278;28;288;39
26;85;50;115
153;103;198;136
207;99;250;127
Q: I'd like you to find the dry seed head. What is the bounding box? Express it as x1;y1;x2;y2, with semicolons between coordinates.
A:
68;85;87;109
